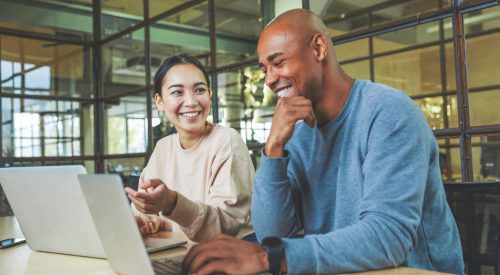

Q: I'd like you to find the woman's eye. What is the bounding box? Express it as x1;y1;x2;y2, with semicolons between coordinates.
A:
195;88;207;94
170;90;182;96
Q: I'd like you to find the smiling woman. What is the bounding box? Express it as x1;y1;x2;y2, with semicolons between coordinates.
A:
124;54;256;243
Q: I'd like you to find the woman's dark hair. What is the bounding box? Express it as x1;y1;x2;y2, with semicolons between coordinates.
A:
153;54;210;96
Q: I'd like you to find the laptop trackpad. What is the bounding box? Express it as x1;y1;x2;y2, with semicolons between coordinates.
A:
144;238;187;253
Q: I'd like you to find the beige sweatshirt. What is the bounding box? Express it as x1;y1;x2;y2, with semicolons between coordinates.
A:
135;124;255;243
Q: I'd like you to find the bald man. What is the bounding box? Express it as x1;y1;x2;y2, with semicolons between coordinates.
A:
182;9;464;275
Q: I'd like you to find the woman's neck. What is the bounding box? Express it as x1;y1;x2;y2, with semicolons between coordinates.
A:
178;123;208;149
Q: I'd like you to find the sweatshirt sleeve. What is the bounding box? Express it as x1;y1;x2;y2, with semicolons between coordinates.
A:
164;135;255;243
251;149;303;241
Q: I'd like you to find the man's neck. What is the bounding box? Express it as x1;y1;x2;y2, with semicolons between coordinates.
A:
314;69;354;126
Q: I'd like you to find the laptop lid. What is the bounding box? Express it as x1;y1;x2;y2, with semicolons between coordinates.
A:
77;174;187;275
0;165;106;258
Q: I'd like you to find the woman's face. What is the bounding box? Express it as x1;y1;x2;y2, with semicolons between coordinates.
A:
155;63;211;137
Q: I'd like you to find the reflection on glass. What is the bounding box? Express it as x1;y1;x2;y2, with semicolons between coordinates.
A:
335;39;369;62
101;0;143;38
104;157;145;178
373;19;452;54
102;29;146;97
341;61;370;81
471;134;500;182
374;46;442;96
322;0;452;35
0;1;92;37
215;0;265;67
151;2;210;70
415;96;458;130
1;97;93;158
149;0;190;18
437;137;461;182
465;6;500;89
150;23;210;78
217;65;273;144
1;36;93;98
104;92;148;154
469;90;500;126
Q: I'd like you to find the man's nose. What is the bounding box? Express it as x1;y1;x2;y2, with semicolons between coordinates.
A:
264;68;278;90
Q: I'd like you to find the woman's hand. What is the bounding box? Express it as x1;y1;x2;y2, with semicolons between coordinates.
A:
125;178;178;215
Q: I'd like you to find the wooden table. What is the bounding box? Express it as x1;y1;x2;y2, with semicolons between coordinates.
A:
0;216;449;275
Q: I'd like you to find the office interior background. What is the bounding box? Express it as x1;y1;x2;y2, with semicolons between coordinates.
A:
0;0;499;274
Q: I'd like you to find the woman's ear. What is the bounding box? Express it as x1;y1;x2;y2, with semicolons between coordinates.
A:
154;93;164;112
311;33;328;62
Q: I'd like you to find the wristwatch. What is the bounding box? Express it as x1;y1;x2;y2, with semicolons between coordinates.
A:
261;236;284;275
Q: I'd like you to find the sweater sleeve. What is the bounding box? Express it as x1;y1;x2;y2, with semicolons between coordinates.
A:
164;136;255;243
265;96;434;274
251;149;303;241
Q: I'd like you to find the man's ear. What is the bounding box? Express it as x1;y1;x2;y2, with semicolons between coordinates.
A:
154;93;164;111
311;33;328;62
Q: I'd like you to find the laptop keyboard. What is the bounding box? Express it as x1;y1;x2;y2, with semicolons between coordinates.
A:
152;258;182;274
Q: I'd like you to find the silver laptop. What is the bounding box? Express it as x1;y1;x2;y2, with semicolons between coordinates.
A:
0;165;106;258
78;174;187;275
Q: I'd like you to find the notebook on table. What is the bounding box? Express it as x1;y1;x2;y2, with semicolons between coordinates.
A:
78;174;187;275
0;165;106;258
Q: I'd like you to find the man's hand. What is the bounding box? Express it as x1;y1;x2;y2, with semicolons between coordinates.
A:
265;96;315;158
125;178;177;215
182;234;269;275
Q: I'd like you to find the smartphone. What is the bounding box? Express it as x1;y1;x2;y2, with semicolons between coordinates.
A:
0;238;26;249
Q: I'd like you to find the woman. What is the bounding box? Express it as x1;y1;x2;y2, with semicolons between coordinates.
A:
125;54;255;243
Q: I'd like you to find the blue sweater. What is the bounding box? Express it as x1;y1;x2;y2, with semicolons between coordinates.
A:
252;80;464;274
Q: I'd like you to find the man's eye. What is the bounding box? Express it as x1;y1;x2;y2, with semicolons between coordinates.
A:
274;60;283;67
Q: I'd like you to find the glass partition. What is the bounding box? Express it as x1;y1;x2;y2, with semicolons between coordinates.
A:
1;97;94;158
1;35;93;98
104;92;148;155
0;0;92;38
102;29;146;98
437;137;462;182
471;134;500;182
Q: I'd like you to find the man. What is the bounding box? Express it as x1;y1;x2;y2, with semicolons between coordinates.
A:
182;8;464;275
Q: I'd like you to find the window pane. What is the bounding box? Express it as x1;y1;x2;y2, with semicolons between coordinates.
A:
335;38;369;62
215;0;266;67
104;92;148;154
151;2;210;70
322;0;452;35
469;89;500;126
373;19;451;54
149;0;190;18
471;134;500;182
465;5;500;89
1;97;93;158
1;36;93;98
101;0;143;38
374;46;442;96
102;29;146;97
415;95;459;130
217;65;273;144
341;60;370;81
0;1;92;38
437;137;462;182
105;157;145;177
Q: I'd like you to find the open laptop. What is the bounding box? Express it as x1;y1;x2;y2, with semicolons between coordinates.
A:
0;165;106;258
78;174;187;275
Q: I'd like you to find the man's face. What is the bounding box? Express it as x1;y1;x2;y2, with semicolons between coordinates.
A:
257;24;319;100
